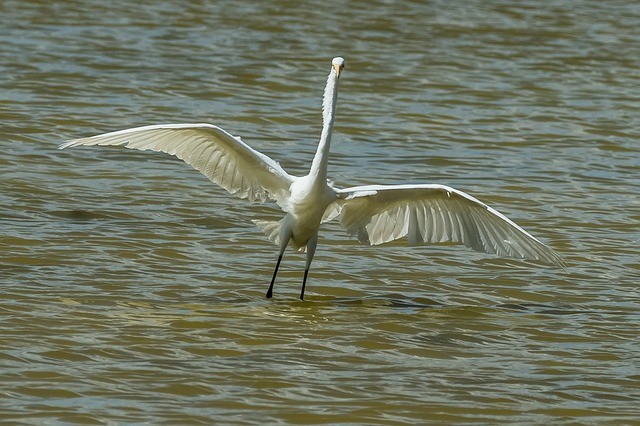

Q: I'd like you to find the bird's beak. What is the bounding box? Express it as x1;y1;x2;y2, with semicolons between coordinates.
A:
333;64;343;78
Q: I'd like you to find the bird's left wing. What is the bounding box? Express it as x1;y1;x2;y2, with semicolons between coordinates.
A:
59;123;295;206
334;184;564;266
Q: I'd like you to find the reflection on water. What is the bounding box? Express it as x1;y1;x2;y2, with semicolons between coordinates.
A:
1;0;639;423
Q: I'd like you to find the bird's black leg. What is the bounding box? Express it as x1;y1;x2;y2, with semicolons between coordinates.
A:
300;234;318;300
300;268;310;301
266;236;290;299
266;254;283;299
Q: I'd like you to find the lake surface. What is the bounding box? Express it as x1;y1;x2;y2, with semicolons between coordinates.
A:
1;0;639;423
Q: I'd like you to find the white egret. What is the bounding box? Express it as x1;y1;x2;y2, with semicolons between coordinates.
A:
60;57;564;300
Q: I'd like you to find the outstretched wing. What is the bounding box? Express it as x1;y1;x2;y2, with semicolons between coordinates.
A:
59;123;295;207
334;184;564;266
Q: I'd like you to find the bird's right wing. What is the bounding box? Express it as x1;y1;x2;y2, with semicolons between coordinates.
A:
334;184;565;266
59;123;295;207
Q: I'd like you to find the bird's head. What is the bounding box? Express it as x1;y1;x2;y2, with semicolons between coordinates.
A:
332;57;345;78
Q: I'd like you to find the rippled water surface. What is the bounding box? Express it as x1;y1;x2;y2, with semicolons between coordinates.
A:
2;0;639;424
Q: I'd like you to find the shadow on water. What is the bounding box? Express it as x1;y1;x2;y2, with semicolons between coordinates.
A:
496;302;587;315
196;290;594;317
48;208;138;221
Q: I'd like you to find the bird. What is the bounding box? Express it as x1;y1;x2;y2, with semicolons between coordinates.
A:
59;56;564;300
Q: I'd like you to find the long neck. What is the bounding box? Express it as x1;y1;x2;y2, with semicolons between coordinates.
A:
309;70;339;181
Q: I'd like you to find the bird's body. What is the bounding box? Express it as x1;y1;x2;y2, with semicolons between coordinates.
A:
287;177;334;247
60;57;564;299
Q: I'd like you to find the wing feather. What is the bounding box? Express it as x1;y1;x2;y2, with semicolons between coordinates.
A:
59;123;295;207
334;184;564;266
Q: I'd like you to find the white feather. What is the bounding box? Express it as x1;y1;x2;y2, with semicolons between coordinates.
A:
332;184;565;266
60;123;295;208
60;56;564;300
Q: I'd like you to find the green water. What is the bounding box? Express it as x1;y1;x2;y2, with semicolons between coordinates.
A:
1;0;639;423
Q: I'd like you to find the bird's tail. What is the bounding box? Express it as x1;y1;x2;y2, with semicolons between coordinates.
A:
252;219;283;247
252;218;308;252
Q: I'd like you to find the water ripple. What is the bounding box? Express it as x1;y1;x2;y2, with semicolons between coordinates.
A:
2;0;639;423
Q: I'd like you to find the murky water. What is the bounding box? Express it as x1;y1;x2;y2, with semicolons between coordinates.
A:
2;0;639;423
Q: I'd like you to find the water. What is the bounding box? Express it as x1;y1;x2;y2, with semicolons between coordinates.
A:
2;0;639;423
